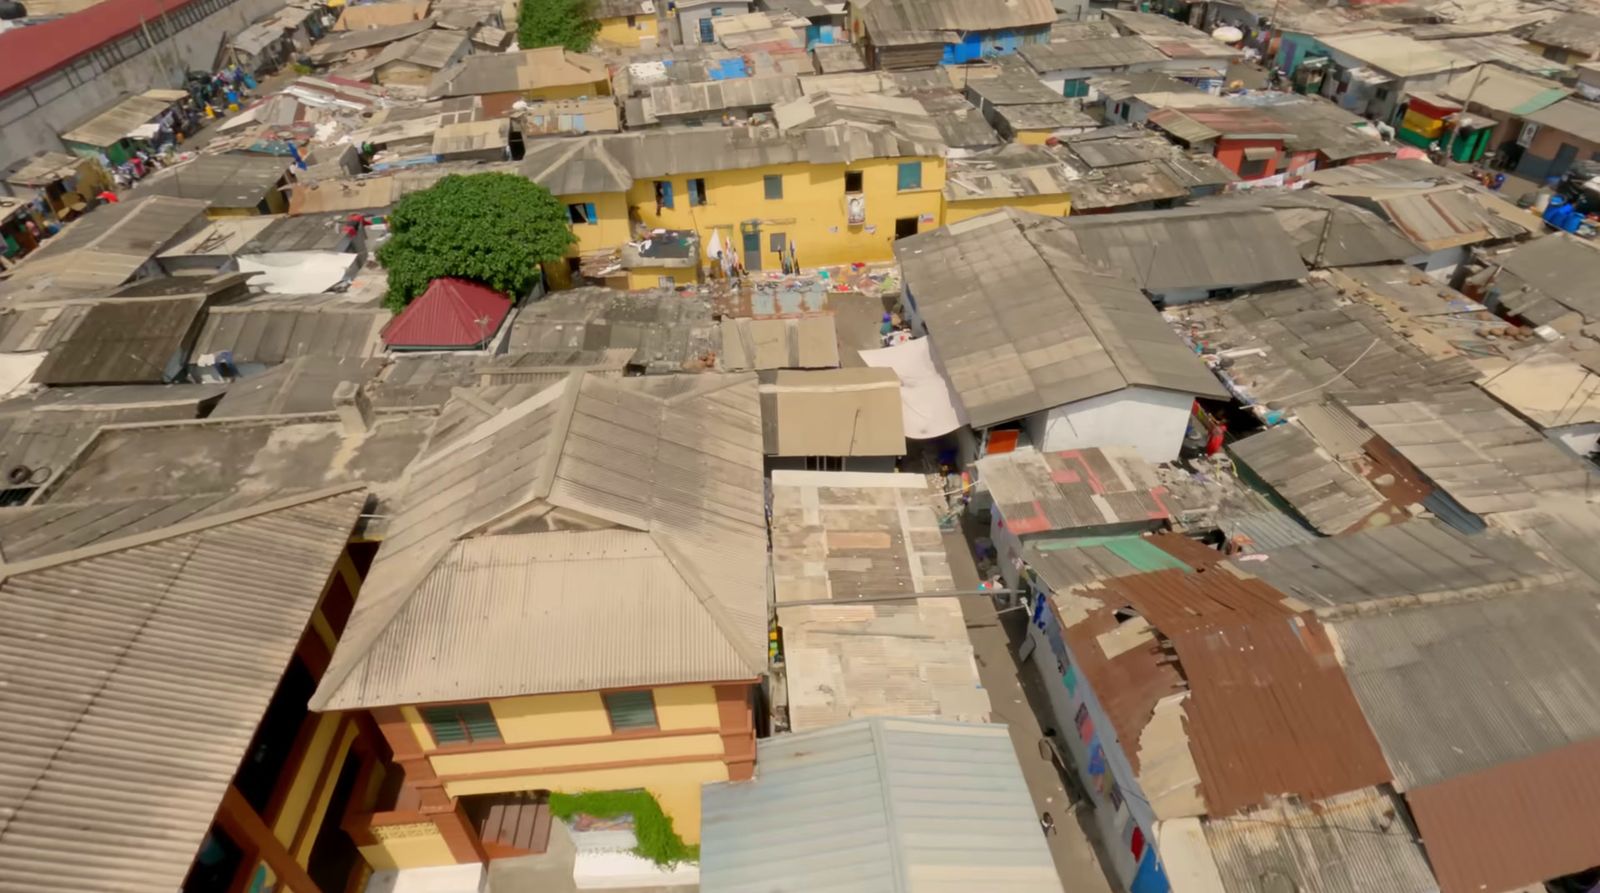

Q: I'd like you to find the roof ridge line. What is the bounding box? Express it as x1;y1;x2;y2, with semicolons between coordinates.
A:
868;717;911;893
0;483;366;580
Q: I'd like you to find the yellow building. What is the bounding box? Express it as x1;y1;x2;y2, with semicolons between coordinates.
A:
0;486;390;893
523;92;952;287
312;374;771;871
943;143;1074;224
595;0;659;48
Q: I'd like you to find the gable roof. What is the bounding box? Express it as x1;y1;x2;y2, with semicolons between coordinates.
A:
381;277;511;349
894;209;1226;429
0;487;367;893
429;46;607;97
699;717;1058;892
311;373;768;709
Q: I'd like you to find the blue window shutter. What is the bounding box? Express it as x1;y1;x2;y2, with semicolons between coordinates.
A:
604;690;659;731
897;161;922;190
585;202;597;222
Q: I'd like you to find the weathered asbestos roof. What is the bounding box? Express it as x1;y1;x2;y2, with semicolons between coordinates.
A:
309;17;435;62
1021;533;1191;594
1444;65;1570;116
1145;107;1223;144
1102;8;1207;38
59;90;181;148
0;385;223;489
237;213;356;254
648;76;802;120
978;446;1170;536
1526;95;1600;144
859;0;1054;45
195;302;386;364
1094;570;1392;818
0;490;288;563
1170;281;1480;411
1064;207;1308;292
518;97;621;137
0;488;366;893
1254;97;1395;160
1406;735;1600;893
759;368;905;457
944;144;1078;202
1474;349;1600;429
894;209;1226;428
1527;10;1600;54
333;0;429;30
429;46;607;96
1318;30;1471;77
381;278;510;350
1302;157;1452;188
1019;36;1166;71
505;286;716;374
311;373;768;709
138;153;288;209
720;316;839;371
812;43;867;74
520;135;634;194
1225;518;1563;616
993;102;1098;134
3;151;85;188
699;718;1058;892
1196;788;1438;893
966;71;1073;108
32;297;207;386
1323;183;1532;251
0;196;209;298
1326;581;1600;789
431;117;510;158
1199;190;1418;267
1491;232;1600;323
770;471;986;730
773;91;947;158
1228;423;1382;535
1344;387;1599;515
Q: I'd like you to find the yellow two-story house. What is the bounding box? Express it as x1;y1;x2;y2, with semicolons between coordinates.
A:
594;0;660;48
523;92;950;289
312;373;769;872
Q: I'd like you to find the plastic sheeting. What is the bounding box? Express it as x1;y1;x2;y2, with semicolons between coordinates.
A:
858;336;966;439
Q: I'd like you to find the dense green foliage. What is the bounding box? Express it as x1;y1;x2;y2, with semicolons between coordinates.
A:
376;172;575;311
517;0;599;52
549;790;699;867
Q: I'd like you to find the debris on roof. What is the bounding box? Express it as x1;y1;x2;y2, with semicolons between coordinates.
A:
979;446;1171;536
720;316;839;371
1228;422;1384;535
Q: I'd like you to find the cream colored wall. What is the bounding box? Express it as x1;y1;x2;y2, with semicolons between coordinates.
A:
945;193;1070;224
597;14;658;47
411;684;724;750
431;733;725;777
626;156;947;269
443;760;729;844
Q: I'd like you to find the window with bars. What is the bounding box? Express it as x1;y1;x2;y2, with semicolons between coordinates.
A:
603;690;659;732
420;703;502;746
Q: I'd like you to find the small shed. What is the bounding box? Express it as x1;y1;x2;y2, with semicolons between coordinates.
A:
381;278;513;351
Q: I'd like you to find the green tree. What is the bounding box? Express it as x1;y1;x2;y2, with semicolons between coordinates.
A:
518;0;599;52
377;172;576;312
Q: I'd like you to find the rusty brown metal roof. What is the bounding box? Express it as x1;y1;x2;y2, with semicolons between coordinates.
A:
1407;736;1600;893
1095;570;1392;817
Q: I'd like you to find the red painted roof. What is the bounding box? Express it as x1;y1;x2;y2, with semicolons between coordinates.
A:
0;0;205;96
381;278;511;349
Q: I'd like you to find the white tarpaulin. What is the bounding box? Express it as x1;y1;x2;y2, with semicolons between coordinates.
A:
859;336;966;439
237;251;358;294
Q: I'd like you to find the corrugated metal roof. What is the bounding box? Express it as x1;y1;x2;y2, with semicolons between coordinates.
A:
1102;570;1392;817
1525;96;1600;144
33;297;207;386
432;118;511;158
649;76;803;120
1318;30;1468;77
59;90;181;148
313;373;768;709
859;0;1054;44
1344;387;1599;515
720;316;839;371
4;151;86;188
1407;735;1600;893
333;0;429;30
309;17;435;63
770;471;985;730
0;196;209;299
1064;206;1308;292
1493;232;1600;324
196;303;386;363
1201;788;1438;893
1228;423;1383;534
700;717;1058;892
429;46;607;97
759;369;905;457
505;286;717;373
0;491;278;562
895;209;1227;428
1325;183;1533;251
1170;281;1480;411
1019;36;1166;71
0;488;366;893
1327;585;1600;791
979;446;1170;536
1527;10;1600;54
0;385;222;489
944;144;1079;202
381;278;511;349
1443;65;1571;116
1023;534;1191;594
1228;518;1563;617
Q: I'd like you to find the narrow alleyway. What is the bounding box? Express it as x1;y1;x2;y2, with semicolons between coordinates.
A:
941;529;1117;893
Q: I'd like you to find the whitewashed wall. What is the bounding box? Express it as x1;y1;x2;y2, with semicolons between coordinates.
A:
1025;386;1195;463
